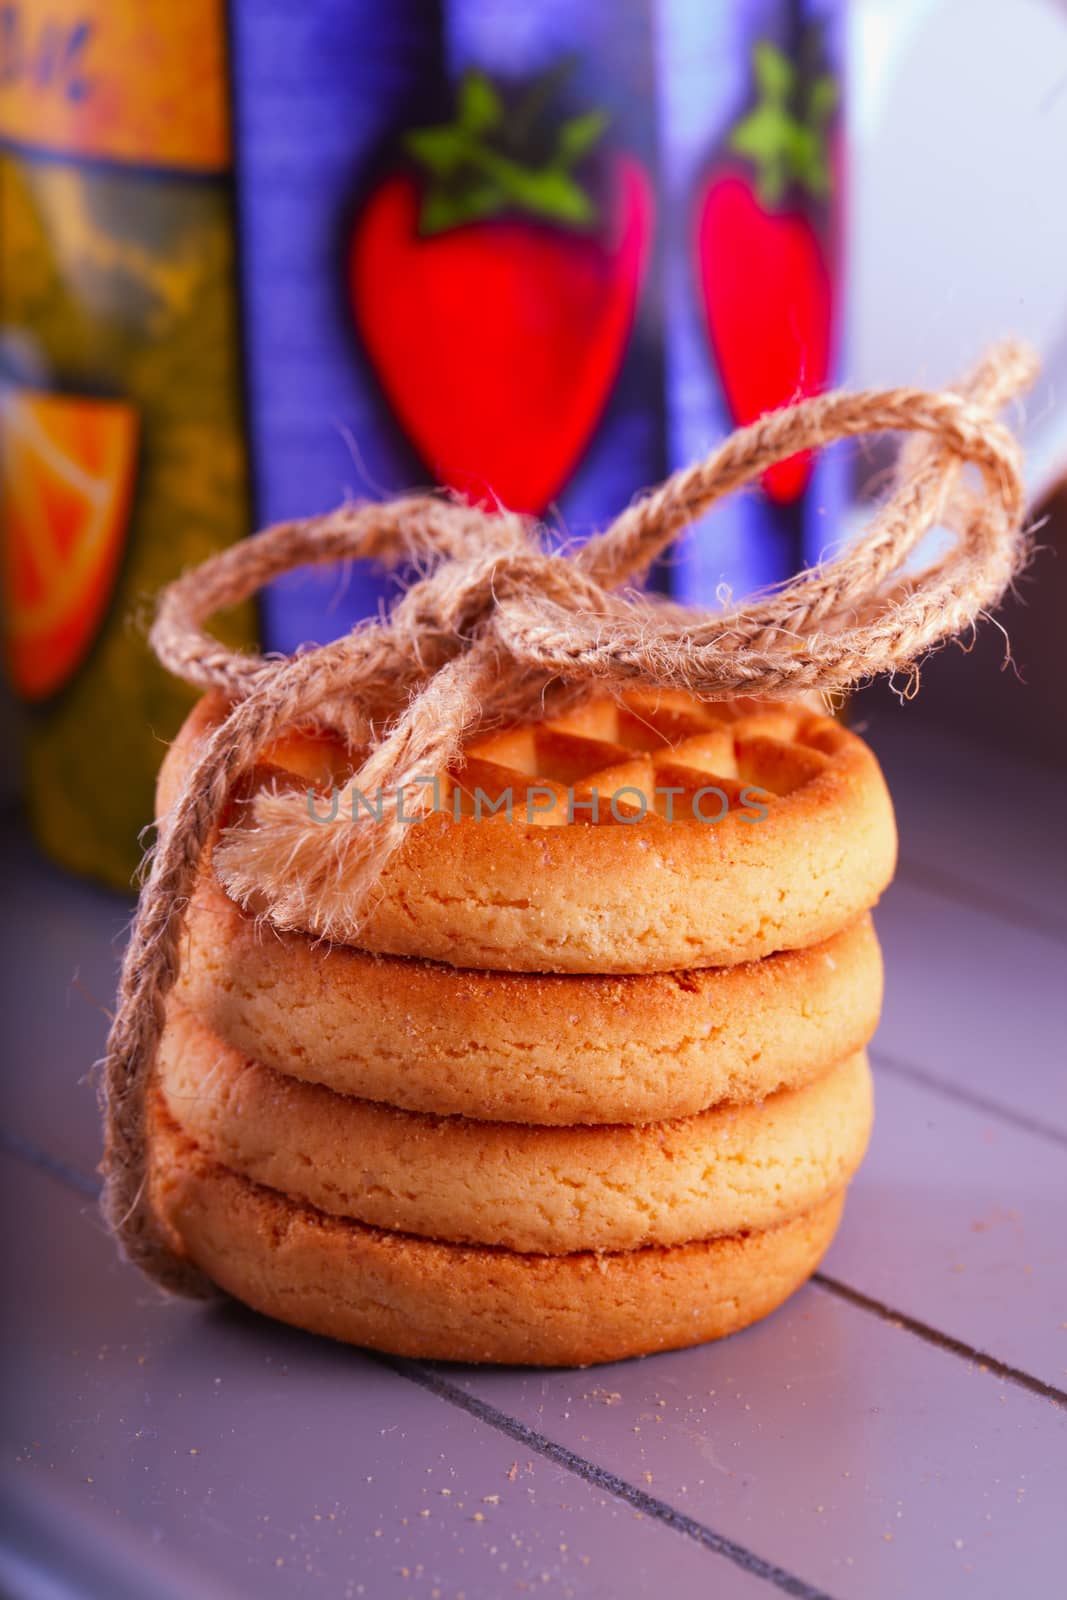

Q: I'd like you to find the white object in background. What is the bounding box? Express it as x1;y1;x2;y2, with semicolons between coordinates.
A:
849;0;1067;500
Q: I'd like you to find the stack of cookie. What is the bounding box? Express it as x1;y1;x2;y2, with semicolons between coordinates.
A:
149;688;894;1366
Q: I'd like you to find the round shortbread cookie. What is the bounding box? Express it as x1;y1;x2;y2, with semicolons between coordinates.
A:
159;1000;872;1253
159;689;896;973
176;871;882;1123
148;1099;845;1366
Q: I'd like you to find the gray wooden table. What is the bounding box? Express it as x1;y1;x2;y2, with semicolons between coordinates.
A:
2;712;1065;1600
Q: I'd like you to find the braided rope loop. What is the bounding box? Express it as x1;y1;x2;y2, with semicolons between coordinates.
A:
102;342;1036;1293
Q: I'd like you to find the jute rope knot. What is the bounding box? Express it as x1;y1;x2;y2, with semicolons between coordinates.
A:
104;342;1037;1296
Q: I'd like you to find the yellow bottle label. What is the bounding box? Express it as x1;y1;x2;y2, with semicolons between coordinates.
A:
0;0;251;887
0;0;230;169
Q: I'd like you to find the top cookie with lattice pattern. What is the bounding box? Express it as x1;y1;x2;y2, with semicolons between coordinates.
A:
160;688;896;973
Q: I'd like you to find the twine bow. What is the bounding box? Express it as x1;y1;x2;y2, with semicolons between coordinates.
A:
103;342;1036;1295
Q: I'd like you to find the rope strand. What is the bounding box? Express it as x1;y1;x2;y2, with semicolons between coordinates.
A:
102;342;1037;1293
